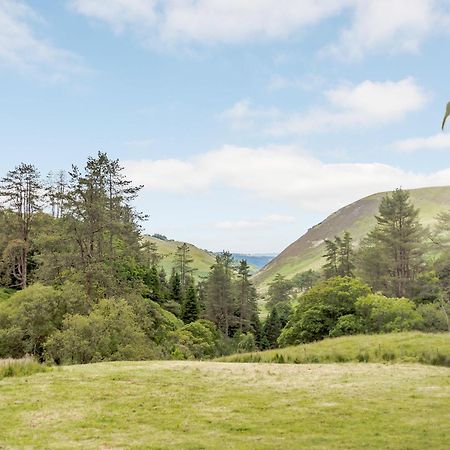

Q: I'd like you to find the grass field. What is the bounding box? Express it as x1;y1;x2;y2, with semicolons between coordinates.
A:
0;359;449;449
219;332;450;366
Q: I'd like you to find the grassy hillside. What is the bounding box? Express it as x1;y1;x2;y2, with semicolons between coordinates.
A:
219;332;450;366
1;360;449;449
254;186;450;288
144;236;216;279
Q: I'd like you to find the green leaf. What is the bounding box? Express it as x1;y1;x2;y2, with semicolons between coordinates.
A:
442;102;450;130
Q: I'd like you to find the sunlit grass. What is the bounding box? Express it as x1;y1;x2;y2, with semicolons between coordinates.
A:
218;332;450;366
0;360;449;448
0;356;50;380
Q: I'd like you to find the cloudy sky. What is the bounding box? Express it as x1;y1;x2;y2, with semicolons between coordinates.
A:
1;0;450;253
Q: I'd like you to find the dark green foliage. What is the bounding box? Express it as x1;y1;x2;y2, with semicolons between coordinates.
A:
235;260;258;333
205;253;235;335
0;153;250;363
45;298;155;364
182;281;200;324
174;243;196;292
323;232;354;278
329;314;363;337
263;307;282;349
0;163;42;289
0;283;90;359
168;320;221;359
279;277;371;346
416;303;449;332
291;270;321;293
267;273;292;308
358;189;427;298
143;265;161;301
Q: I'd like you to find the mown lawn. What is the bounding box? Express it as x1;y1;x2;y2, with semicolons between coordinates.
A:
0;361;449;449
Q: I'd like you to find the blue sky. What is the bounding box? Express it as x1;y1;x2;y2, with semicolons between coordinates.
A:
1;0;450;253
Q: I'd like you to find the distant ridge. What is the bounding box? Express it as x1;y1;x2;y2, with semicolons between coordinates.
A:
253;186;450;288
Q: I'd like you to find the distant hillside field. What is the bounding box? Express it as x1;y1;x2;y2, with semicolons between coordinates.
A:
254;186;450;288
219;332;450;366
143;236;216;279
1;360;449;448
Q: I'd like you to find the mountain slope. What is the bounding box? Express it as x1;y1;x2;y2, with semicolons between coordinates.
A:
254;186;450;288
144;236;216;279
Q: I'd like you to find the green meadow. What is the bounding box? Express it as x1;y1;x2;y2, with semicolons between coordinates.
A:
219;332;450;365
1;357;449;449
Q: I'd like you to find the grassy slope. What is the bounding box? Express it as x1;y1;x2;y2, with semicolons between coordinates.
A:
144;236;216;279
254;186;450;289
219;332;450;366
0;360;449;449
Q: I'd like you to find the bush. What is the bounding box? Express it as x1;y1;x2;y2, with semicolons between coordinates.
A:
45;298;155;364
234;332;257;353
168;320;222;360
355;294;423;333
417;303;449;332
279;277;371;346
0;283;90;358
329;314;363;337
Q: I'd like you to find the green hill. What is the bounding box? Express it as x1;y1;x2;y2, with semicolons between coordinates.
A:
218;332;450;366
254;186;450;289
1;358;449;448
143;236;216;279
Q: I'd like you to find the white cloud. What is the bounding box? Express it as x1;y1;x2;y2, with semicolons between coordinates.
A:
222;79;427;136
327;0;444;60
0;0;86;78
125;145;450;212
70;0;156;34
71;0;349;45
392;133;450;152
215;214;295;230
269;78;427;135
70;0;450;57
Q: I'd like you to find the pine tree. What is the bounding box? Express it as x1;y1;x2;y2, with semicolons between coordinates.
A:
205;253;235;335
338;232;354;277
267;273;292;308
61;152;144;298
169;271;184;305
360;188;427;297
174;243;196;292
182;280;200;323
323;239;338;278
323;232;354;278
235;260;258;332
263;307;282;349
0;163;42;288
144;265;161;301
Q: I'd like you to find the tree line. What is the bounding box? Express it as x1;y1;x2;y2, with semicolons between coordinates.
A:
0;153;276;363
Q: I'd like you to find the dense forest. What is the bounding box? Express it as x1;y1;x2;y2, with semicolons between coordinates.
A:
0;153;449;364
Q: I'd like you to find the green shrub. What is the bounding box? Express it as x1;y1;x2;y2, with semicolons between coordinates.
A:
0;283;90;358
234;332;257;353
416;303;449;332
279;277;371;346
355;294;423;333
45;298;155;364
168;320;222;360
330;314;363;337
